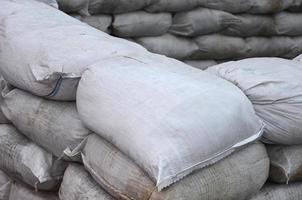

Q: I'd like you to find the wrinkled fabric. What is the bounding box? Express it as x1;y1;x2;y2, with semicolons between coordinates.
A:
0;170;11;200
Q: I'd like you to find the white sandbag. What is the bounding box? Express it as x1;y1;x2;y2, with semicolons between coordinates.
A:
113;11;172;37
77;53;263;190
9;182;59;200
245;37;297;58
223;14;275;37
144;0;200;12
72;15;112;33
184;60;218;70
207;58;302;145
59;164;114;200
275;12;302;36
83;134;269;200
0;170;11;200
57;0;89;16
1;88;91;161
249;183;302;200
0;0;146;101
135;34;198;59
89;0;155;14
266;145;302;183
169;8;237;37
35;0;58;8
192;35;248;60
199;0;252;13
0;124;66;191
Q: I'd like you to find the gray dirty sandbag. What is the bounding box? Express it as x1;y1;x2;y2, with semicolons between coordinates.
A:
223;14;275;37
0;0;146;101
9;182;59;200
245;37;297;58
0;77;10;124
184;60;218;70
135;34;198;59
207;58;302;145
144;0;200;12
288;3;302;11
113;11;172;37
0;124;66;191
169;8;238;37
275;12;302;36
249;0;302;14
35;0;58;8
249;183;302;200
59;164;114;200
72;15;112;34
77;53;263;190
83;135;269;200
199;0;252;13
192;35;248;60
57;0;89;16
267;145;302;183
88;0;156;14
0;170;11;200
1;88;91;161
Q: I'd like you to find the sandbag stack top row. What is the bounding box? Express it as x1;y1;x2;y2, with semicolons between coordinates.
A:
58;0;302;70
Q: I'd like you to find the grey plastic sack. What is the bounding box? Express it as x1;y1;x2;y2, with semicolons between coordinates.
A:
249;183;302;200
0;170;11;200
57;0;89;16
275;12;302;36
199;0;252;13
1;88;90;161
135;34;198;59
249;0;302;14
267;145;302;183
59;164;114;200
77;53;263;190
113;11;172;37
72;14;112;34
144;0;200;12
207;58;302;145
0;124;66;190
184;60;218;70
0;0;146;101
82;134;269;200
169;8;237;37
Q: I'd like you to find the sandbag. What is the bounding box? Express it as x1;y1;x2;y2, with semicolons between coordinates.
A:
192;35;248;60
0;124;66;190
249;0;302;14
1;88;91;161
82;135;269;200
267;145;302;183
245;37;297;58
144;0;200;12
0;77;10;124
223;14;275;37
72;15;112;33
275;12;302;36
184;60;218;70
169;8;237;37
0;0;146;101
249;183;302;200
113;11;172;37
57;0;89;15
9;182;59;200
207;58;302;145
135;34;198;59
35;0;58;8
199;0;252;13
59;164;114;200
76;53;263;190
0;170;11;200
89;0;155;14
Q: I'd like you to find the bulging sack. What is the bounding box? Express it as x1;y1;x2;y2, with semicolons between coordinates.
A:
0;0;146;101
249;183;302;200
267;145;302;183
199;0;252;13
1;88;91;161
72;14;112;34
275;12;302;36
59;164;114;200
0;124;66;190
113;11;172;37
0;170;11;200
82;134;269;200
76;53;263;190
57;0;89;16
207;58;302;145
144;0;200;12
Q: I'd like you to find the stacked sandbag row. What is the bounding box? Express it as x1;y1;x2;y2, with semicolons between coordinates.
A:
56;0;302;70
0;0;270;199
207;57;302;199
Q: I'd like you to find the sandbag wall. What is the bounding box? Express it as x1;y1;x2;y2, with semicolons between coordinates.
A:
59;0;302;70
